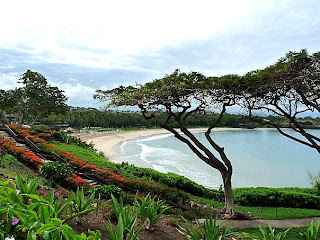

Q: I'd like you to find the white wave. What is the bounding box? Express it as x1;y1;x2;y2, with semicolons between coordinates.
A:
119;141;127;154
137;143;156;164
138;133;172;142
152;164;169;173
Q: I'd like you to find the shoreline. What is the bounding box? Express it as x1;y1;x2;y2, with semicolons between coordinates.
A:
79;127;245;159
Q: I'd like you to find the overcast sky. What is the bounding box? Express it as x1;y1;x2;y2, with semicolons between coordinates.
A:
0;0;319;108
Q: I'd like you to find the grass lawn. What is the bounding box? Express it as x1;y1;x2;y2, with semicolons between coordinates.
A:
193;196;320;220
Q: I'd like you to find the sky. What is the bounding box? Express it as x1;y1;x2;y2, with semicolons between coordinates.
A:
0;0;319;109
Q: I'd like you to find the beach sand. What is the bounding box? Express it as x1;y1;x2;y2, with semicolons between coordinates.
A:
79;127;242;159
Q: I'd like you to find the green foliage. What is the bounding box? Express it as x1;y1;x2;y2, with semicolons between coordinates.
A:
0;177;100;240
193;196;320;220
51;143;118;170
110;194;139;236
178;215;234;240
89;185;123;200
39;161;74;183
15;174;40;204
308;171;320;195
241;225;290;240
119;162;221;199
67;188;96;222
135;194;170;230
104;213;142;240
233;187;320;209
300;220;320;240
122;178;191;203
51;131;95;150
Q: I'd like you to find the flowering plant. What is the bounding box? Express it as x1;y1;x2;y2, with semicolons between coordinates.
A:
66;173;89;188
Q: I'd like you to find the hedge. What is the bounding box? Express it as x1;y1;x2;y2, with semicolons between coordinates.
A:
233;187;320;209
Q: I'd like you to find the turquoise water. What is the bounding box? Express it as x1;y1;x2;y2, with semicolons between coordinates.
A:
111;129;320;189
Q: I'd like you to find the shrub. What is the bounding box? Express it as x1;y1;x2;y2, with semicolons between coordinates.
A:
135;194;170;231
40;161;74;183
178;215;234;240
233;187;320;209
119;162;220;199
123;178;191;204
308;171;320;195
89;185;123;200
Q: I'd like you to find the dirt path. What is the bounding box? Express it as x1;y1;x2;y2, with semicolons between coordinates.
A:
211;217;320;228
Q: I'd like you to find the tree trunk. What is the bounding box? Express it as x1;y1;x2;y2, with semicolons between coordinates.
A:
221;171;234;217
31;113;41;127
18;112;24;125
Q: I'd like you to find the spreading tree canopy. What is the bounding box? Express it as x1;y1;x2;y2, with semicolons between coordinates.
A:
241;50;320;153
95;70;241;216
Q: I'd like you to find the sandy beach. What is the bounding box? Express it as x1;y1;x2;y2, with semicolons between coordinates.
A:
79;127;242;159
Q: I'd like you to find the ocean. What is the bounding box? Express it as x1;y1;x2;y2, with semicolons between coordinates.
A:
110;129;320;189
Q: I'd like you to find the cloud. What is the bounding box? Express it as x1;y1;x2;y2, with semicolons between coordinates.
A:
0;72;21;90
52;80;97;108
0;1;319;108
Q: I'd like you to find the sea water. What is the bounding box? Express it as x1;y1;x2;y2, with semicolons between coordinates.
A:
110;129;320;189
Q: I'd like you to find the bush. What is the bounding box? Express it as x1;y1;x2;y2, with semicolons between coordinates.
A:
39;161;74;183
123;179;191;204
88;185;123;200
233;187;320;209
119;162;220;199
308;171;320;195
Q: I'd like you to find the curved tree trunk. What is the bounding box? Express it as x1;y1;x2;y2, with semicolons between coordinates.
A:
221;171;234;217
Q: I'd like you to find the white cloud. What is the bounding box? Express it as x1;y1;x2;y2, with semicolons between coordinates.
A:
0;72;21;90
57;81;97;107
0;0;256;69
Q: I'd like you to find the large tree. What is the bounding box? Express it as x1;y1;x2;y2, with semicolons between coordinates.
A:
0;70;68;125
19;70;69;126
95;70;240;216
241;50;320;153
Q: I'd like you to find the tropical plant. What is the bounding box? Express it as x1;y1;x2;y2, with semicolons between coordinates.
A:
15;174;40;204
104;213;143;240
178;215;233;240
300;220;320;240
110;194;141;237
67;188;96;222
135;194;170;231
242;224;290;240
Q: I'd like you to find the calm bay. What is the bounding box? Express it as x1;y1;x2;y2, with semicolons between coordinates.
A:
111;129;320;189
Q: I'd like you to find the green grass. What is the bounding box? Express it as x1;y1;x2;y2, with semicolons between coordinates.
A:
0;154;35;179
236;227;310;240
50;142;118;170
193;196;320;220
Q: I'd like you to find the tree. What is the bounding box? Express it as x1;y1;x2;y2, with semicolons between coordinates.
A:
0;88;25;124
0;70;68;126
19;70;69;126
95;70;239;216
241;50;320;153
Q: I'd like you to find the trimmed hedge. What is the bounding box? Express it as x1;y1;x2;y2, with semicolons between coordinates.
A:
233;187;320;209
